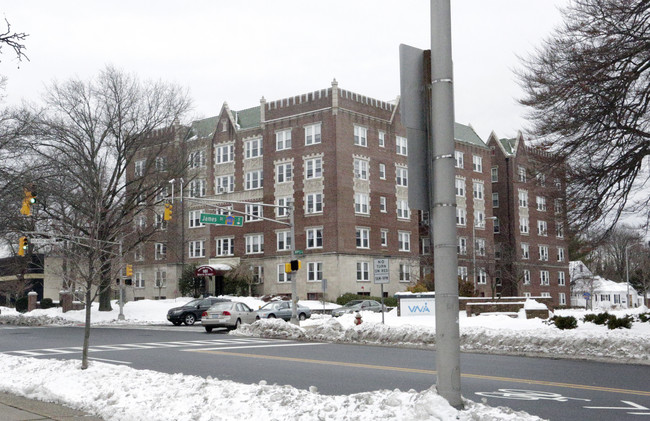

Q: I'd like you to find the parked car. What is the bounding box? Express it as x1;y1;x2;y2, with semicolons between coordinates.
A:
256;301;311;321
201;301;259;332
167;297;230;326
331;300;385;317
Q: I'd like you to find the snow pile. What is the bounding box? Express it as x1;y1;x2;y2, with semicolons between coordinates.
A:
523;299;548;310
0;354;542;421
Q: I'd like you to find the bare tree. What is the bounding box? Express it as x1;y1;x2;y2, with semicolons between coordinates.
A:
518;0;650;233
0;18;28;65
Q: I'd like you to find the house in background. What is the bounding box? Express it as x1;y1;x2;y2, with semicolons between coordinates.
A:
570;261;642;309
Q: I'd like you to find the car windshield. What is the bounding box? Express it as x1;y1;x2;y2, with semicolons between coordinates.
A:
207;302;231;311
260;302;282;310
185;299;201;307
343;300;363;307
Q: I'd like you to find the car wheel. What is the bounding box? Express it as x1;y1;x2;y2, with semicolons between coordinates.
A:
299;313;307;321
183;313;196;325
267;314;276;319
172;321;182;326
204;326;213;333
235;319;241;329
255;316;260;320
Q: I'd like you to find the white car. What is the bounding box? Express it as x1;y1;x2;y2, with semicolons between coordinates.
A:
201;301;259;333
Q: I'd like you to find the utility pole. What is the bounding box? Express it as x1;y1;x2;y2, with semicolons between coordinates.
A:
289;202;299;325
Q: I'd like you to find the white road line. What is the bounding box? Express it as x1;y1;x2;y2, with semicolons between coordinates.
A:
186;343;324;352
87;357;132;365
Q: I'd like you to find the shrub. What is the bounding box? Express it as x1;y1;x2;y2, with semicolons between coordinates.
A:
40;298;55;309
583;312;613;325
549;315;578;330
637;312;650;323
606;315;633;330
336;293;397;308
15;296;28;313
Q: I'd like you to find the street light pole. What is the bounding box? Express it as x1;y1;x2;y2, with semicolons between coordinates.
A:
626;244;631;309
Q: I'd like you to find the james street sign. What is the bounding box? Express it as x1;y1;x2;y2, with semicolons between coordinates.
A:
200;213;244;227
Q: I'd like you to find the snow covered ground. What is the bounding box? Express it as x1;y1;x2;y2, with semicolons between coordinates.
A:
1;297;648;420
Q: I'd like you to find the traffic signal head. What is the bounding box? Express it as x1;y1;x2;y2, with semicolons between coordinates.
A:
126;264;133;277
18;236;28;256
164;203;173;221
20;190;36;216
290;260;301;271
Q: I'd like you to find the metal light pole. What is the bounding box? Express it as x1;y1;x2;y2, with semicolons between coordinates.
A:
118;239;125;321
288;202;299;325
626;244;631;308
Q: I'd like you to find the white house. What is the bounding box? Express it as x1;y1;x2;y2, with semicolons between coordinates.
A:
570;261;642;309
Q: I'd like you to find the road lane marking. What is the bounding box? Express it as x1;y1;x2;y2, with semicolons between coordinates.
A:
88;357;132;365
186;343;323;352
190;350;650;398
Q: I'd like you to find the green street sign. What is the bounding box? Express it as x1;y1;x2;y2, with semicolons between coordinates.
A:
294;250;304;255
200;213;244;227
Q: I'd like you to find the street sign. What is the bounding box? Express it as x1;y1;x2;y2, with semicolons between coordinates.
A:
294;250;304;255
583;292;591;299
373;258;390;284
200;213;243;226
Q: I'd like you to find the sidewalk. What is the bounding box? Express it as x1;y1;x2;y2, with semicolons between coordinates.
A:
0;392;103;421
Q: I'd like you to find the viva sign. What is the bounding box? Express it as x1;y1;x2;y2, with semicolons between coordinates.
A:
402;298;436;317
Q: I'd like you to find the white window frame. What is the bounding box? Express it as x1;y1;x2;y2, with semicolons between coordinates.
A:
245;170;263;190
216;237;234;256
537;220;548;236
276;196;290;218
399;263;411;282
245;234;264;254
536;196;547;212
356;227;370;249
477;268;487;284
540;270;550;286
398;231;411;252
380;229;388;247
135;159;145;177
558;271;566;286
472;155;483;172
356;261;370;282
189;150;206;168
379;196;387;213
455;178;465;197
396;136;408;156
308;262;323;282
378;131;385;147
216;144;234;164
305;157;323;179
354;158;369;180
379;163;386;180
456;208;467;226
277;230;292;251
276;129;292;151
520;217;529;234
305;123;322;145
155;243;167;260
189;240;205;258
455;151;464;169
491;166;498;182
216;175;235;194
277;264;289;283
397;199;410;220
189;179;206;198
134;272;144;288
354;193;369;214
306;227;323;249
306;192;323;214
539;245;549;261
396;167;408;187
276;162;293;184
473;182;484;200
354;125;367;147
521;243;530;259
518;190;528;208
523;270;531;285
245;137;263;159
457;237;467;255
245;203;263;222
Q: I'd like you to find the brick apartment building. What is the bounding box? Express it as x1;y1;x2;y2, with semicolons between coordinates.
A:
124;81;570;306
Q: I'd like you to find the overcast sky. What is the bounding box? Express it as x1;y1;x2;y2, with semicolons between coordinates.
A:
1;0;569;141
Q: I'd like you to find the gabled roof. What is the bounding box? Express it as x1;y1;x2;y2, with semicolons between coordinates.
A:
498;138;517;155
454;123;486;148
188;116;219;140
233;106;261;130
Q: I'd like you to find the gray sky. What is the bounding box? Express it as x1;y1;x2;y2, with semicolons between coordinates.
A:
1;0;568;141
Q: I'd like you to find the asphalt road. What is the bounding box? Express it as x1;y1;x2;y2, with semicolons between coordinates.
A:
1;324;648;420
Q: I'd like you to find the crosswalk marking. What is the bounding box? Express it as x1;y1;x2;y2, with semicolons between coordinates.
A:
1;337;278;357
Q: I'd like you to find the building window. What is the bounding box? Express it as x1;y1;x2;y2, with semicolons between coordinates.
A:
305;157;323;179
556;222;564;238
559;292;566;306
521;243;530;259
518;190;528;208
155;213;168;230
380;196;387;213
518;166;527;182
135;215;146;230
245;204;263;222
397;199;410;219
189;210;205;228
188;150;206;168
557;247;565;262
216;205;233;216
472;155;483;172
308;262;323;282
539;245;549;261
492;192;499;208
398;231;411;252
458;266;468;281
554;199;563;215
558;271;566;286
276;129;292;151
134;246;144;261
474;210;485;228
475;238;486;257
491;167;498;182
356;261;370;282
155;157;167;172
379;163;386;179
276;196;290;218
216;237;234;256
354;158;369;180
540;270;550;286
421;237;431;254
277;230;292;251
155;243;167;260
455;178;465;197
378;131;385;147
306;193;323;214
455;151;464;169
380;229;388;247
277;264;289;283
135;159;145;177
356;227;370;249
520;217;529;234
134;272;144;288
354;193;369;214
306;227;323;249
536;196;547;212
245;170;263;190
216;144;234;163
252;266;264;284
396;167;408;187
536;173;546;186
189;179;206;198
456;208;467;226
276;162;293;183
216;175;235;194
457;237;467;255
396;136;408;156
354;125;367;147
189;240;205;258
399;263;410;282
305;123;321;145
523;270;531;285
537;220;548;236
477;268;487;284
245;234;264;254
493;218;500;234
473;182;484;200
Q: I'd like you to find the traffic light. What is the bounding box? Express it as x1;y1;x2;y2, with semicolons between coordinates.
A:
164;203;173;221
285;260;301;273
124;278;133;286
126;264;133;277
18;236;28;256
20;190;36;216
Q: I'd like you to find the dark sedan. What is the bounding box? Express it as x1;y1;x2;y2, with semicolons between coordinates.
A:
167;297;230;326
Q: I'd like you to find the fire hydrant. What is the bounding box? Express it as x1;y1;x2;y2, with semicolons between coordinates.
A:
354;312;362;325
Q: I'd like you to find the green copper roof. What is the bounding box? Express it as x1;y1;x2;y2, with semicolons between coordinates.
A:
498;138;517;155
189;116;219;140
233;106;261;129
454;123;486;148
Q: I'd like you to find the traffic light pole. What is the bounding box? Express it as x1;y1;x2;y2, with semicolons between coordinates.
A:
118;239;125;321
289;202;299;325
